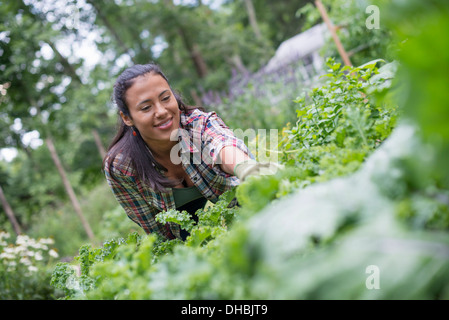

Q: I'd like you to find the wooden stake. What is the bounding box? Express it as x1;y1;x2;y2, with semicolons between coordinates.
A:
46;137;96;241
0;184;22;235
315;0;352;66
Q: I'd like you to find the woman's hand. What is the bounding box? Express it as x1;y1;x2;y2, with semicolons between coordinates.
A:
233;160;283;181
218;146;283;181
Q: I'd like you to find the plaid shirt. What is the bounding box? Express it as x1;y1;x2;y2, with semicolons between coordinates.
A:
104;109;252;240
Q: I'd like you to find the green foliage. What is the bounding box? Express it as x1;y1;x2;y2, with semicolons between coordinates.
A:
1;0;448;301
316;0;394;66
381;0;449;189
25;182;125;258
156;209;196;234
99;205;143;241
156;189;240;249
51;0;449;294
232;59;400;216
50;263;76;298
50;232;141;299
50;190;239;299
284;57;398;151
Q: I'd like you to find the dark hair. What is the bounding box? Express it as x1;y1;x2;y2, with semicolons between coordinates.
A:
104;63;198;192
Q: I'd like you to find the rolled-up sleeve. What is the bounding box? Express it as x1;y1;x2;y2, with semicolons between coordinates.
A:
201;112;253;175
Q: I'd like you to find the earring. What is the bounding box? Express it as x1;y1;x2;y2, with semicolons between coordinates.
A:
132;127;137;136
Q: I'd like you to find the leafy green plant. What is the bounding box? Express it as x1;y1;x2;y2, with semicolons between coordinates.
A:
156;188;239;248
283;57;398;152
234;59;400;217
50;189;239;299
50;232;141;299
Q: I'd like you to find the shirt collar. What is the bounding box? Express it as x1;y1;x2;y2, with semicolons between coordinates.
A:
177;110;200;154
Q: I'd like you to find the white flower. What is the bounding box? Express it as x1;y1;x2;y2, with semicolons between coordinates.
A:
31;242;48;250
0;252;14;259
3;247;14;254
15;246;27;255
34;251;43;261
39;238;55;245
0;231;10;240
28;265;38;273
25;250;35;257
16;235;30;245
49;249;59;258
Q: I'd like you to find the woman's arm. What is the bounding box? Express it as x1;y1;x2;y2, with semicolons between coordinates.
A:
218;145;251;175
199;111;253;175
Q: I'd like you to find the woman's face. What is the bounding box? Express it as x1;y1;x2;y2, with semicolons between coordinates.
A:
121;72;180;151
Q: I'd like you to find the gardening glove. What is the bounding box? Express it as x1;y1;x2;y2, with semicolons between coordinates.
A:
233;159;284;182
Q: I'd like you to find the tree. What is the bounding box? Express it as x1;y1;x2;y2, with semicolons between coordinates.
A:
0;0;95;240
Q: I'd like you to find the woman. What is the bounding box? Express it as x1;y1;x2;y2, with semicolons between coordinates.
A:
103;64;274;240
